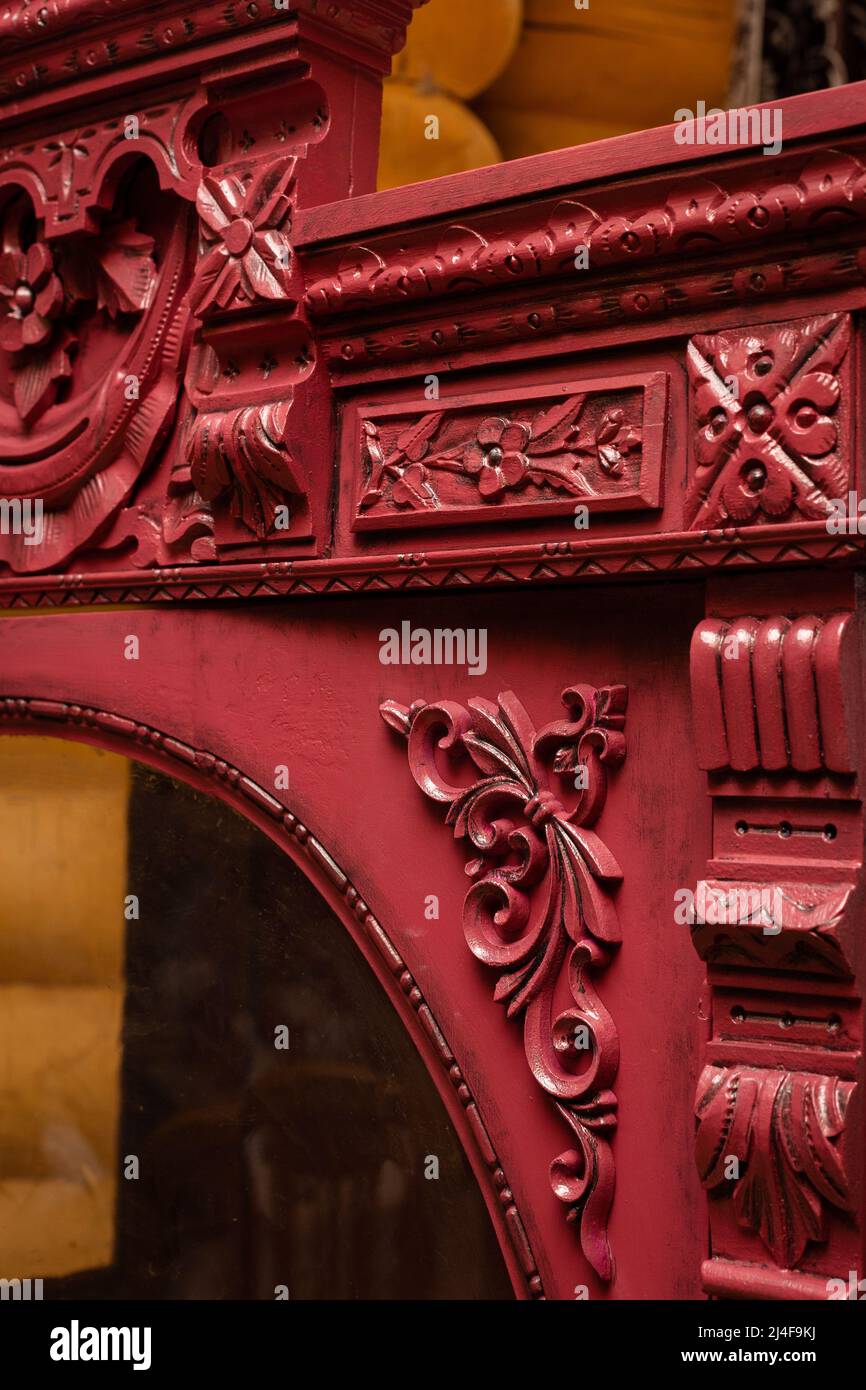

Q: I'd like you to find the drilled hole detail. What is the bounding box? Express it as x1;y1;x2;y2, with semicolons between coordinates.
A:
731;818;839;840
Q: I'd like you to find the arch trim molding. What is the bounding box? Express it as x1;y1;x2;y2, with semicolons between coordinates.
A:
0;691;544;1300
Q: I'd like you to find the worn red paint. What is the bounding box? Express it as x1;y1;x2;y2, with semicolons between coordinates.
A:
0;0;864;1300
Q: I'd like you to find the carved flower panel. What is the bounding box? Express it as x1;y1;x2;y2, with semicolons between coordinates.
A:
348;371;667;531
686;312;853;529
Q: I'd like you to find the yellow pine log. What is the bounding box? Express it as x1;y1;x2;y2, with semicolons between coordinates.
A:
477;0;736;158
0;737;128;986
378;81;502;190
0;984;122;1179
394;0;523;99
0;1178;115;1278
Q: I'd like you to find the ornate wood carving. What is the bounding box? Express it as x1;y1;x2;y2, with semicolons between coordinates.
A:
690;612;857;773
0;173;190;572
304;151;866;373
688;605;862;1298
4;2;866;1308
690;879;854;977
695;1064;854;1268
3;51;866;600
352;372;665;528
189;158;299;320
305;153;866;321
0;0;426;580
183;150;315;543
0;0;422;102
381;683;627;1280
686;314;852;530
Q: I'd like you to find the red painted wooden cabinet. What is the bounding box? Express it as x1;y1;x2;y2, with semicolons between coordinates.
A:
0;0;864;1303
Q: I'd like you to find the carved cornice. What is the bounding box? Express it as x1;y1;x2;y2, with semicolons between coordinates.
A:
381;684;627;1280
306;150;866;316
0;686;542;1299
302;149;866;371
0;0;424;51
0;1;428;104
4;70;866;604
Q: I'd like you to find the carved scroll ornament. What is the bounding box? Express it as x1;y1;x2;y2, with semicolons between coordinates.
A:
381;683;627;1279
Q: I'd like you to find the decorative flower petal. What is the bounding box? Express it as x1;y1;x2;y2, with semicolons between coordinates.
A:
477;465;504;497
240;244;289;302
500;421;531;452
500;452;528;486
759;466;796;516
25;242;52;289
463;444;486;474
34;274;63;321
244;156;297;229
477;417;506;447
21;311;53;348
0;316;25;351
196;175;243;234
721;474;761;522
188;245;233;316
391;462;430;507
789;371;840;414
783;409;837;459
0;250;25;293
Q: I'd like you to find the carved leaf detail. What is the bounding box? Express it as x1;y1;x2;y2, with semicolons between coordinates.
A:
12;329;74;426
381;683;627;1279
695;1065;854;1268
187;399;306;538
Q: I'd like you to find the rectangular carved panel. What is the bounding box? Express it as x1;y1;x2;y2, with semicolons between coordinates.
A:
347;370;667;531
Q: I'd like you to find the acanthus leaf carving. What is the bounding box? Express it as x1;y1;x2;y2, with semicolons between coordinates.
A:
695;1064;855;1269
186;398;306;539
381;682;627;1280
184;149;315;542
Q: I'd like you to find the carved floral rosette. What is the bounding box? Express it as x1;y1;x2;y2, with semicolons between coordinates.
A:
381;682;627;1279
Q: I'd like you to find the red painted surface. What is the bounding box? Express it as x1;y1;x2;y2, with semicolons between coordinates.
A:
0;0;864;1300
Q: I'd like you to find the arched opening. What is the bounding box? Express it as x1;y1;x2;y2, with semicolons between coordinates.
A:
0;735;514;1300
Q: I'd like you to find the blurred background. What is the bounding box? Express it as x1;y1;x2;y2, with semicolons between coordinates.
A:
378;0;866;189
